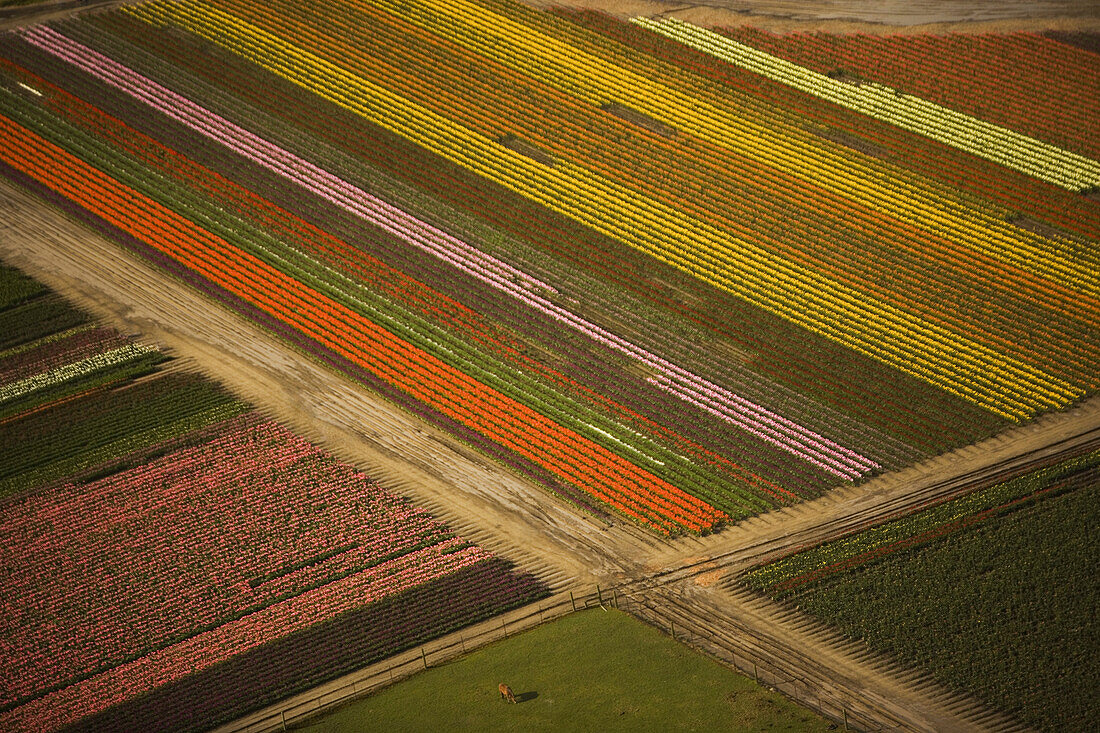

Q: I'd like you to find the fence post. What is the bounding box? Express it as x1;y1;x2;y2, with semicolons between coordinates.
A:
843;708;849;731
569;591;576;612
460;634;465;653
753;662;759;684
597;585;603;606
421;646;428;670
613;589;618;609
280;710;287;732
670;619;675;639
502;618;508;637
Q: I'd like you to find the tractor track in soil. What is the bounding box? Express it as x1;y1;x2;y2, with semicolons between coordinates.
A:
3;84;1098;729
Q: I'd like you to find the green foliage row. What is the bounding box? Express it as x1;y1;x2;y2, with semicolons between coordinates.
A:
743;448;1100;596
779;480;1098;731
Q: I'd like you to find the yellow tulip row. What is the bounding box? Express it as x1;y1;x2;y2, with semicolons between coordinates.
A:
634;17;1100;192
368;0;1097;301
125;1;1081;420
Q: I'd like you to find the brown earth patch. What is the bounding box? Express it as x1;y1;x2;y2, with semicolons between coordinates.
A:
526;0;1100;34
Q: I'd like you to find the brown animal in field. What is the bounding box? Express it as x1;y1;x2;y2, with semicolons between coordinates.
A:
498;683;517;703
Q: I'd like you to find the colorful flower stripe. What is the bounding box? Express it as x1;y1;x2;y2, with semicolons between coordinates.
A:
633;18;1100;192
717;28;1100;161
0;343;157;403
354;0;1097;302
0;114;723;533
0;326;120;385
98;3;1073;461
298;4;1097;392
126;0;1080;422
21;26;877;479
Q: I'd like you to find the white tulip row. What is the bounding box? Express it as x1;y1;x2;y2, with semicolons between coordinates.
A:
0;343;157;404
632;17;1100;192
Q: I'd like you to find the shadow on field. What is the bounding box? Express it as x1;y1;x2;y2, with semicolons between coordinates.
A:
515;691;538;703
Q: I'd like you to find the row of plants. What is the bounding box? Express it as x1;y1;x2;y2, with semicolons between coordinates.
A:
741;450;1100;731
43;12;916;483
715;26;1100;161
0;269;549;732
140;0;1091;422
635;17;1100;191
71;7;1010;465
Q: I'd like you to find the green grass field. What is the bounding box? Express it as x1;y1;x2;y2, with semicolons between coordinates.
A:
297;608;833;732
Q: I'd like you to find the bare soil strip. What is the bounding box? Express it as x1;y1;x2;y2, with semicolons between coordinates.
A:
524;0;1100;33
0;0;139;31
4;153;1096;728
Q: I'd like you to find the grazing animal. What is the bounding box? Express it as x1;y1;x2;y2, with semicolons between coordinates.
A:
498;683;517;704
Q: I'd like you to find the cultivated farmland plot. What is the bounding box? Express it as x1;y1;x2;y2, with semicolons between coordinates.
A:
0;0;1098;728
0;0;1097;536
0;265;547;732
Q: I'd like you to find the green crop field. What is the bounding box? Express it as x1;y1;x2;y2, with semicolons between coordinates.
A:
744;452;1100;731
298;608;833;732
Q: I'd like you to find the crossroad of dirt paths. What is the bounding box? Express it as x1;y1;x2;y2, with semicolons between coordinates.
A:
4;170;1095;729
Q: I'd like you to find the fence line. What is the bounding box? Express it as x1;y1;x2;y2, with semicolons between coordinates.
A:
214;587;617;733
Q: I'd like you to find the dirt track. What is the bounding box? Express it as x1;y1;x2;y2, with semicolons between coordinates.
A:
6;168;1098;730
528;0;1100;33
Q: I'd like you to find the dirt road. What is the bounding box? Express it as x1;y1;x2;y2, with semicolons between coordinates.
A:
526;0;1100;33
5;167;1095;729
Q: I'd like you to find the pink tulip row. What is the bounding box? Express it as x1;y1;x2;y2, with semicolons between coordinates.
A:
1;540;496;733
21;25;554;297
21;25;878;479
0;415;467;709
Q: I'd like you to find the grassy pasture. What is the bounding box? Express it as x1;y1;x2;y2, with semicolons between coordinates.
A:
298;608;833;732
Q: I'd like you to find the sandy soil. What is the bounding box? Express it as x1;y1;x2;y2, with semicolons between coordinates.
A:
7;175;1097;730
528;0;1100;33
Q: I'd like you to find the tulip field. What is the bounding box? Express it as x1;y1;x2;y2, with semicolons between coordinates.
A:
742;449;1100;731
0;266;548;733
0;0;1097;535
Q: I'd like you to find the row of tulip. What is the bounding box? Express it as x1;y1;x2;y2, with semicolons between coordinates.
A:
80;3;1080;464
48;11;930;475
126;0;1083;423
358;0;1097;305
0;324;106;384
109;4;1029;462
715;27;1100;161
0;342;157;405
0;282;548;731
21;24;877;481
633;17;1100;192
0;109;729;532
742;448;1100;599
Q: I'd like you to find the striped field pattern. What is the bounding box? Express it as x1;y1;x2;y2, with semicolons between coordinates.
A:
0;266;548;733
1;0;1098;535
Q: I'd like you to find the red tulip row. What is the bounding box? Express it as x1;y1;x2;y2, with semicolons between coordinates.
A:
715;27;1100;160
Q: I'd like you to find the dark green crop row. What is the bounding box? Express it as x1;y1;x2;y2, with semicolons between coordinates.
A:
742;449;1100;731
